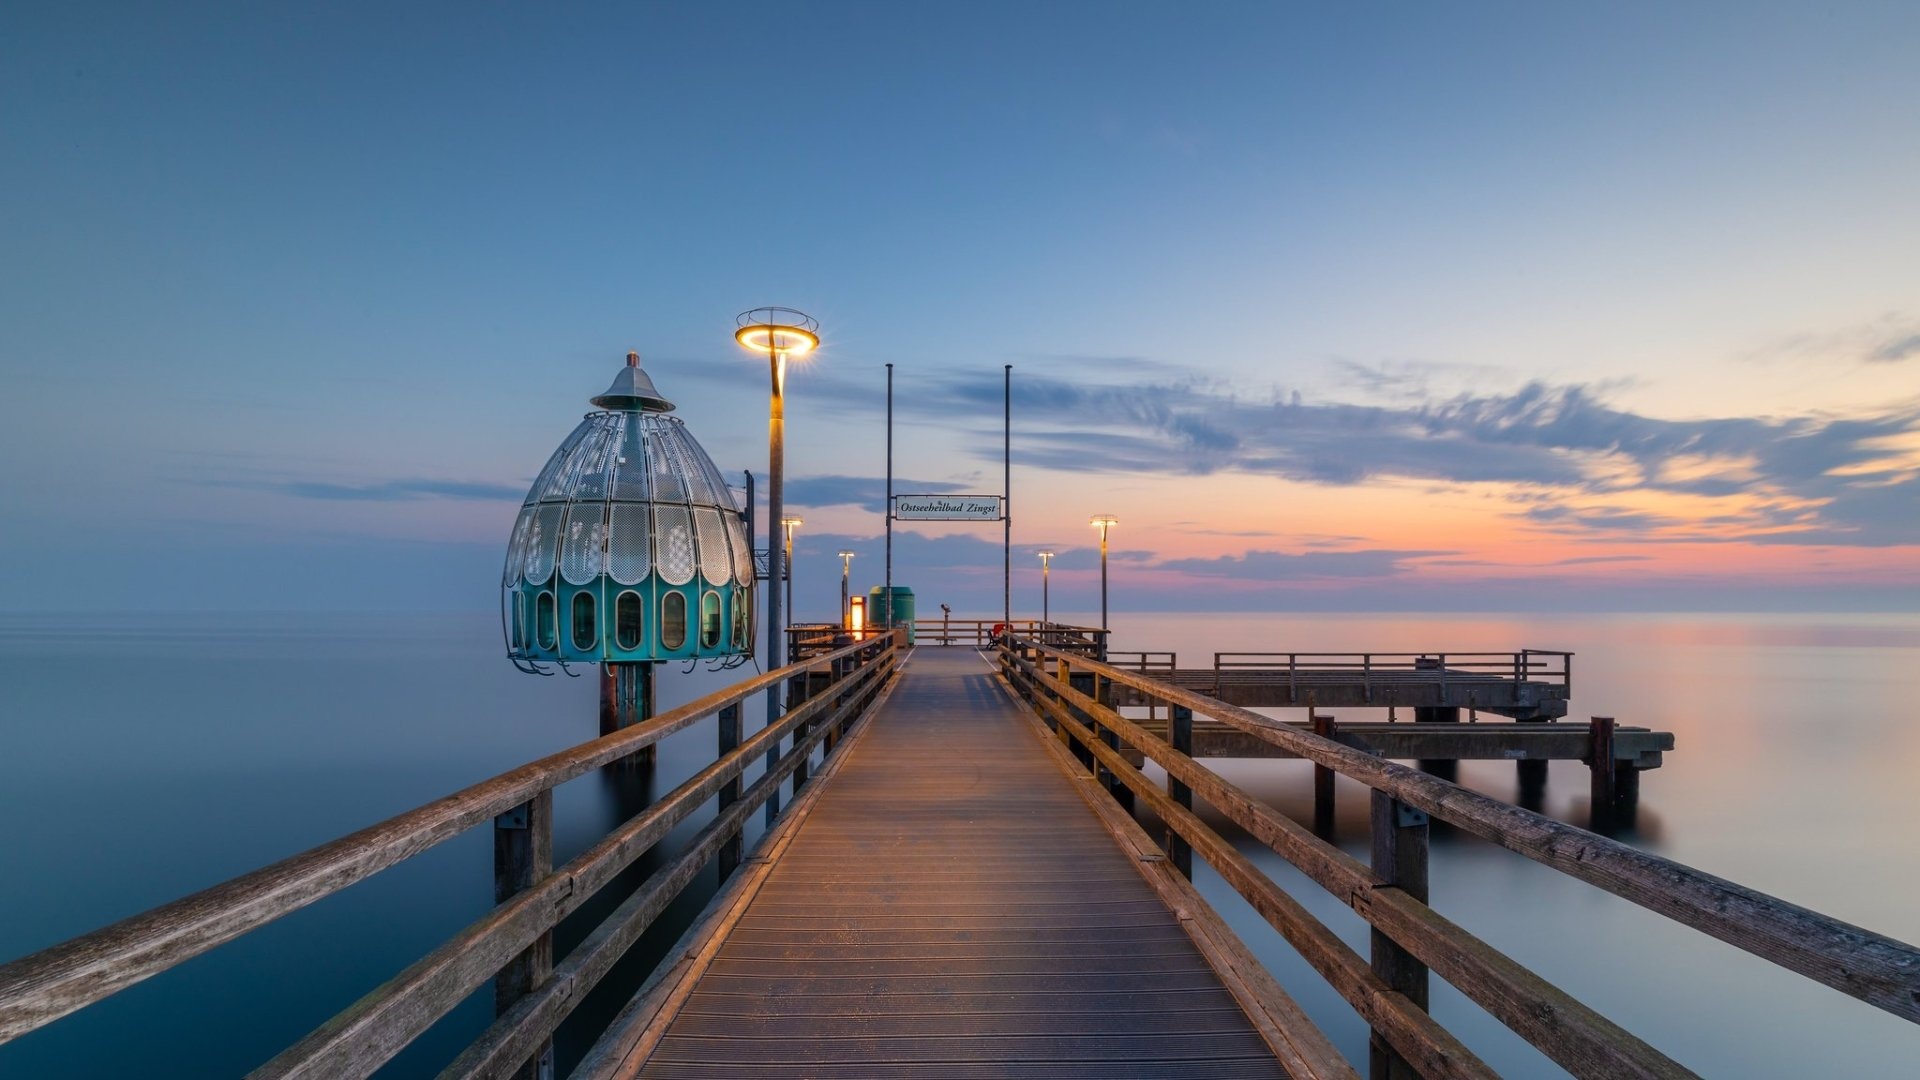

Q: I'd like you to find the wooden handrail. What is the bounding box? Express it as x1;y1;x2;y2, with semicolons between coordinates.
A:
1014;639;1920;1027
1008;652;1496;1077
250;655;893;1079
1211;650;1572;685
1006;648;1688;1078
441;679;884;1080
0;635;895;1045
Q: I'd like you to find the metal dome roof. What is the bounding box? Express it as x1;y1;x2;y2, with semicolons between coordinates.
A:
502;353;752;609
503;412;752;592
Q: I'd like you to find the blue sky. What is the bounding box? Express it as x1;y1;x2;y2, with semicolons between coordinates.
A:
4;3;1918;614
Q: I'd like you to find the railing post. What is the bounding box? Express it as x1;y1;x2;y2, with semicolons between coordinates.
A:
718;702;742;880
789;668;815;792
1066;667;1096;768
1369;789;1429;1080
1312;712;1338;838
1169;703;1193;878
493;790;554;1080
1096;673;1133;811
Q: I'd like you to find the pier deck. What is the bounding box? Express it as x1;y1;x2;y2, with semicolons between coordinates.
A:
587;649;1315;1078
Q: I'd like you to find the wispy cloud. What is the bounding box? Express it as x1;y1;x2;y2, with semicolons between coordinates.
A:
901;365;1920;547
1869;333;1920;364
276;479;524;502
1158;548;1450;580
785;475;971;513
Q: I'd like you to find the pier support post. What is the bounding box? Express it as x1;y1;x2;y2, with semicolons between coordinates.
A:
1413;705;1458;781
1588;715;1617;832
600;663;657;767
1312;712;1338;838
718;702;742;880
494;790;554;1080
1616;761;1641;829
1169;704;1193;878
1369;790;1429;1080
1515;714;1547;809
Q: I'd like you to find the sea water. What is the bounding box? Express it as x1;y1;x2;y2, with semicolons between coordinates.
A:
1;611;1915;1076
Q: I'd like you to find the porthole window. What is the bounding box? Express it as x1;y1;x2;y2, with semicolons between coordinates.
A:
732;587;748;648
572;592;597;652
662;591;687;650
511;593;526;650
616;591;644;651
700;591;722;648
536;592;557;650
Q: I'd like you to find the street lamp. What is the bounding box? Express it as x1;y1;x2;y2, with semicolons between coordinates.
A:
837;550;856;628
1090;516;1118;631
782;516;804;626
1037;550;1055;631
736;307;818;823
734;306;817;680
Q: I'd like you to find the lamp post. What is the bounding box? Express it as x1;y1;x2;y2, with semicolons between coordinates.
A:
837;550;856;628
735;307;818;823
781;517;804;625
1090;516;1118;631
1037;550;1055;631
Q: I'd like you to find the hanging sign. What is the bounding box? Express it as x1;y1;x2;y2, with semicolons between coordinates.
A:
893;494;1005;521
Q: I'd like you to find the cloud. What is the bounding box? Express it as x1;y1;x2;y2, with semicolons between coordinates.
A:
784;475;971;513
920;365;1920;547
1158;548;1450;581
277;478;525;502
1869;333;1920;364
1547;555;1653;566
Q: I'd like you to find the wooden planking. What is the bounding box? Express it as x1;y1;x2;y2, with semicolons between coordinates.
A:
631;650;1299;1079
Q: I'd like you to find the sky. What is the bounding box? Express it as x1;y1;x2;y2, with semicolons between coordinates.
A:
3;2;1918;616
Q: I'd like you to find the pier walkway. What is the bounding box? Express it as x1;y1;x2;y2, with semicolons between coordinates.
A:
581;648;1322;1078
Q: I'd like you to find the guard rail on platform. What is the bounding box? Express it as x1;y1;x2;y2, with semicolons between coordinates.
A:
0;634;902;1079
999;635;1918;1080
1213;650;1572;697
913;618;1109;655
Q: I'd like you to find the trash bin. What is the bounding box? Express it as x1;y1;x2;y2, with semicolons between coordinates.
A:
867;586;915;644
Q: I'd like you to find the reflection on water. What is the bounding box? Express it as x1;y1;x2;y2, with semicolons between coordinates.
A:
1103;610;1920;1078
1;611;1916;1077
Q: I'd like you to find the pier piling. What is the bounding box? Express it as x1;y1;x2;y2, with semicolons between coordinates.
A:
1312;711;1338;837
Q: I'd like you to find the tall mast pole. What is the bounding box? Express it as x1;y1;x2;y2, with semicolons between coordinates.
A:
1003;364;1011;629
885;363;894;631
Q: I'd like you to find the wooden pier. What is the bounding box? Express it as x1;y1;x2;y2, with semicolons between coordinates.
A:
580;649;1335;1078
1;628;1914;1078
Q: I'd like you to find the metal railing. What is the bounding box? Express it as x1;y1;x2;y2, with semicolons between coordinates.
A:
0;634;902;1077
999;636;1917;1079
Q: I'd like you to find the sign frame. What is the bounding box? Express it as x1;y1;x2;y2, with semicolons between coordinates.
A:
891;493;1006;522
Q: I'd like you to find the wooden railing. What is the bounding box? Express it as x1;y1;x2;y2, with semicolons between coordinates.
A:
1106;649;1177;673
1213;650;1573;696
913;618;1109;655
1000;637;1918;1079
0;634;901;1077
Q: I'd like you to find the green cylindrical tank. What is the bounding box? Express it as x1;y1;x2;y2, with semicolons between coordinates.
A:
867;586;915;643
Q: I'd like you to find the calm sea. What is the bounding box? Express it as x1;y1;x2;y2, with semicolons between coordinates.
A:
1;610;1916;1076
